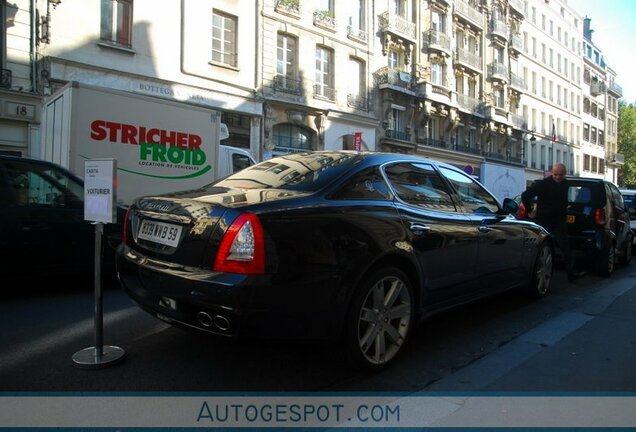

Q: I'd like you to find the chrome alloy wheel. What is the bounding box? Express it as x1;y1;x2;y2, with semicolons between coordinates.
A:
535;244;553;297
356;274;412;366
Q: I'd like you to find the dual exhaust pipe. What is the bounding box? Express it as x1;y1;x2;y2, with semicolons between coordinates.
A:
196;311;231;331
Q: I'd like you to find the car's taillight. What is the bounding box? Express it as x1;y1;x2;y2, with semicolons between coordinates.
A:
122;207;131;245
517;203;527;219
594;208;607;226
213;213;265;274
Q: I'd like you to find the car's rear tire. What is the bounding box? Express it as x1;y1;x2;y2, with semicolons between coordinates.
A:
619;235;633;265
597;243;615;277
345;267;414;371
524;242;553;298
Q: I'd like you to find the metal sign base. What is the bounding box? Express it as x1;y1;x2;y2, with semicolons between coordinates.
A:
72;346;125;369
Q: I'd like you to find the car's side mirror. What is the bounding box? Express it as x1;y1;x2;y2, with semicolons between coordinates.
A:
502;197;519;214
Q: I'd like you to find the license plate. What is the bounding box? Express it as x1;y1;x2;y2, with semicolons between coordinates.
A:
567;215;575;223
137;219;182;247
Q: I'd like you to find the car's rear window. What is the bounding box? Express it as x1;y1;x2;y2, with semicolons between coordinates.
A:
567;185;594;204
623;194;635;206
213;152;363;192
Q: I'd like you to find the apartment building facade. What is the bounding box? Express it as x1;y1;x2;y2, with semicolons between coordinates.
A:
0;0;624;193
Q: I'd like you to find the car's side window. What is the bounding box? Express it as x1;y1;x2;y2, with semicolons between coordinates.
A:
608;184;625;211
438;166;499;214
384;162;456;211
331;167;391;201
6;162;83;208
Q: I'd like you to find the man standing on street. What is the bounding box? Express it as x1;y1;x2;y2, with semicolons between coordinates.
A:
521;163;585;282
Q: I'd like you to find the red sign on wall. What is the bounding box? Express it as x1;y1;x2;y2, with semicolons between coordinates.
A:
354;132;362;151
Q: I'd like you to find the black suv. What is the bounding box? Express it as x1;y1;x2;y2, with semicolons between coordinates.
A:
566;177;632;276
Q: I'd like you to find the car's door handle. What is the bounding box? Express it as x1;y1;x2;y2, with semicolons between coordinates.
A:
478;225;494;233
410;223;431;235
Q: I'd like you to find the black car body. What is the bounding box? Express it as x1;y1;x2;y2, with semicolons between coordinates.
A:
566;177;632;276
116;151;553;369
0;155;122;285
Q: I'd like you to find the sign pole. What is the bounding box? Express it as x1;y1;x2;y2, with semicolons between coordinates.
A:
72;159;125;369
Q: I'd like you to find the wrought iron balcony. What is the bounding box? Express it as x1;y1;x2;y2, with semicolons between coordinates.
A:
509;0;525;18
347;26;367;43
416;137;447;149
454;0;483;28
347;93;369;111
313;10;336;31
454;144;482;156
490;18;508;41
487;62;509;83
424;29;451;55
457;94;483;114
273;74;303;95
509;72;526;91
509;33;523;53
385;129;411;142
373;66;415;92
608;82;623;97
378;11;416;43
454;47;482;73
590;78;605;96
313;83;336;101
274;0;301;18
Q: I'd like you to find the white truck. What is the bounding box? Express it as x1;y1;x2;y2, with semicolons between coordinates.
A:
41;81;255;204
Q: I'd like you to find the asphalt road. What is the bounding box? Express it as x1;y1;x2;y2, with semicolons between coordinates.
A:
1;263;635;393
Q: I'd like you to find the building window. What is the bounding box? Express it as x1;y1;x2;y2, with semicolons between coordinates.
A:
431;62;444;86
100;0;133;48
583;123;589;141
212;10;237;67
273;124;314;152
495;87;505;108
347;57;366;109
315;46;334;100
276;33;297;90
349;0;366;32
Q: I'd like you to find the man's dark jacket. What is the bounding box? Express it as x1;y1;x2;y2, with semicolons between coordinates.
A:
521;176;569;228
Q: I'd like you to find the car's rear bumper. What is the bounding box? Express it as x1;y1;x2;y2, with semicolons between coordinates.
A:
116;244;346;340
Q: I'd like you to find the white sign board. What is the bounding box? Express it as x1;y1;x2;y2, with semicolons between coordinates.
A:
84;159;117;223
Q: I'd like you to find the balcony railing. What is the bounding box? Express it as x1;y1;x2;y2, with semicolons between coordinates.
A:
425;29;451;54
313;84;336;101
373;66;415;91
385;129;411;142
590;79;605;96
510;113;526;129
509;33;523;52
347;93;369;111
455;47;482;72
416;137;447;149
274;0;301;17
509;0;525;17
313;10;336;31
454;0;483;28
273;74;303;95
378;11;416;42
509;72;526;91
347;26;367;43
608;82;623;97
457;94;482;113
455;144;482;156
487;62;509;82
490;18;508;40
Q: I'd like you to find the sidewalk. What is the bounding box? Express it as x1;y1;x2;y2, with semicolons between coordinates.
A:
420;273;636;393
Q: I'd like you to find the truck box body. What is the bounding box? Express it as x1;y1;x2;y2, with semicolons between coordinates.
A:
41;82;251;204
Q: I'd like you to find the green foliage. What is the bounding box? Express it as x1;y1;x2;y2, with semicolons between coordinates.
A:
618;101;636;187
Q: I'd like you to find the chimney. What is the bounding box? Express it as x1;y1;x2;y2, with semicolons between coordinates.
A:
583;16;594;41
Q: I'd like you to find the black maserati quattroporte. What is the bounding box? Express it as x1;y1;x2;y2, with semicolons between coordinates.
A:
116;151;553;369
